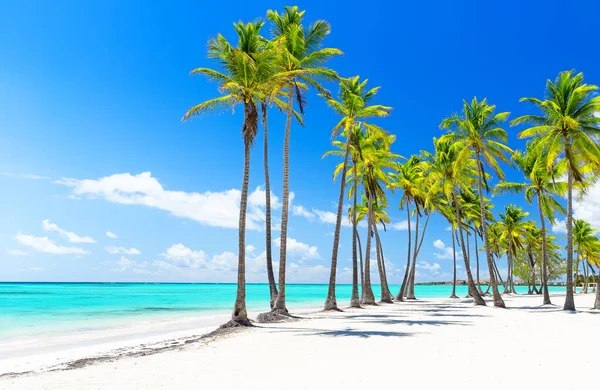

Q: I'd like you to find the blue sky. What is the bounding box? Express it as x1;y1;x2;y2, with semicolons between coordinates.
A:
1;0;600;283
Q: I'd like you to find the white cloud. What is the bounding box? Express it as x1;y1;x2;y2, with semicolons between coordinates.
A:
445;226;453;231
207;252;237;271
292;205;315;219
105;246;141;255
552;219;567;234
7;249;28;256
161;243;207;268
416;261;441;273
0;172;50;180
273;237;320;260
42;220;96;243
15;233;90;255
390;220;410;231
112;256;149;274
106;231;118;239
245;245;255;254
433;239;459;260
55;172;285;231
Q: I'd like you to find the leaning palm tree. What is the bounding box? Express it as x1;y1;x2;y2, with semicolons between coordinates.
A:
495;142;567;304
425;138;486;305
267;6;341;313
496;205;529;294
440;97;513;308
182;21;279;326
511;70;600;310
352;138;398;304
321;77;391;311
388;156;425;301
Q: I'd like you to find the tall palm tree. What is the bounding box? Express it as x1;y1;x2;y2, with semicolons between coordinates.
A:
512;70;600;310
182;21;279;325
497;205;529;294
267;6;341;313
495;142;567;304
424;138;486;305
321;77;391;310
573;219;600;294
353;138;398;304
440;97;513;308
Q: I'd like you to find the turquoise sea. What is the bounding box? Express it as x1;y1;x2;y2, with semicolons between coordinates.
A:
0;283;565;338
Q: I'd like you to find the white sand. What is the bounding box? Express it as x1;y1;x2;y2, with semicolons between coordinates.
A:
1;293;598;389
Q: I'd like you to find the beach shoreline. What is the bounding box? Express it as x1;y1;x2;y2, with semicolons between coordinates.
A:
1;292;598;389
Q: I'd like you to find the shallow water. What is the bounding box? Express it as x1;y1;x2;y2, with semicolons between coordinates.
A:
0;282;564;338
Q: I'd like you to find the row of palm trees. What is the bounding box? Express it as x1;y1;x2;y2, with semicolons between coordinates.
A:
183;7;600;325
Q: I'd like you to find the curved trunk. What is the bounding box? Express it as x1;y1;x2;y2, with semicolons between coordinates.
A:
564;145;575;311
474;231;483;293
350;162;361;308
453;189;486;305
374;223;393;303
528;249;538;294
450;228;458;298
360;191;376;305
583;261;589;294
273;90;294;313
357;231;364;292
476;152;505;308
324;127;353;311
262;103;277;309
232;140;251;325
465;230;472;298
396;204;412;301
594;267;600;309
406;211;420;299
538;194;552;304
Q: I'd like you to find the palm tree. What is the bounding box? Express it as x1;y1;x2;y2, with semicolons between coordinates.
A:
321;77;391;310
512;71;600;310
440;97;513;308
424;138;486;305
267;6;341;313
182;21;279;325
389;157;424;301
353;137;398;304
496;205;529;294
436;201;459;298
495;142;567;304
573;219;600;294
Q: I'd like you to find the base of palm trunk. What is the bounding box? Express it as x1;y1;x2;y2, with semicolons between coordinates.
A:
257;309;296;323
220;319;253;328
449;294;459;299
395;295;404;301
324;299;342;311
379;298;394;304
350;299;362;308
406;296;417;300
493;297;506;308
360;299;378;306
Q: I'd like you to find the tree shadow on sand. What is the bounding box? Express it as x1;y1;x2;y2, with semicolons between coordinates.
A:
264;326;413;338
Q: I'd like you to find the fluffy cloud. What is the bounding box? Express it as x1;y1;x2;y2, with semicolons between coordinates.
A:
416;261;442;273
273;237;320;260
390;220;410;231
105;246;141;255
106;231;118;239
553;182;600;233
55;172;283;231
42;220;95;243
552;219;567;234
292;205;315;220
112;256;149;274
161;243;207;268
15;233;90;255
7;249;28;256
433;239;458;260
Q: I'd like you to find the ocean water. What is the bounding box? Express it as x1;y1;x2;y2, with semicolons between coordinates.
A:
0;283;565;338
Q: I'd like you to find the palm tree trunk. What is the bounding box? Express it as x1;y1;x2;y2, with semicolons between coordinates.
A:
273;90;294;313
474;231;483;293
324;127;353;311
465;230;472;298
528;249;538;294
564;154;575;311
396;204;412;301
453;189;486;305
374;223;393;303
261;103;277;309
476;152;505;308
361;191;376;305
583;261;589;294
231;142;251;325
594;267;600;309
357;230;364;291
350;162;361;308
406;210;420;300
450;228;458;298
538;195;552;305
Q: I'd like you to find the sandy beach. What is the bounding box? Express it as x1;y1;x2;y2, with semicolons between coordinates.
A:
1;293;598;389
